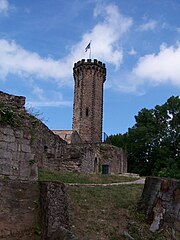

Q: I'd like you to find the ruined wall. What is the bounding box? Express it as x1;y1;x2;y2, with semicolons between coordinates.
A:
42;142;127;175
0;179;40;240
138;177;180;238
0;179;72;240
0;91;96;178
42;143;96;173
0;91;127;178
98;144;127;174
73;59;106;143
0;91;25;109
0;91;67;180
52;130;83;144
42;143;127;175
0;126;37;180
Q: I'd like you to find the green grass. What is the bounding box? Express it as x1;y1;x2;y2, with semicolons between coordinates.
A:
67;185;172;240
38;169;138;184
38;169;171;239
67;184;144;240
68;184;143;209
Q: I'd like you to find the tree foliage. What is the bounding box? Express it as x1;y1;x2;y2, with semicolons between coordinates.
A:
109;96;180;178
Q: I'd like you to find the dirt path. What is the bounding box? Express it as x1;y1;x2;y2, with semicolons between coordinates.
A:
67;177;145;187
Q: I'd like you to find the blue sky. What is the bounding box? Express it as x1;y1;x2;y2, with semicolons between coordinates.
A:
0;0;180;135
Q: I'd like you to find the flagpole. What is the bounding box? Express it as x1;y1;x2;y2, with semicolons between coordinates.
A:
90;40;92;59
89;47;91;59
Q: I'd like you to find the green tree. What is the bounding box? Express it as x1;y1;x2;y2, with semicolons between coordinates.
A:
109;96;180;178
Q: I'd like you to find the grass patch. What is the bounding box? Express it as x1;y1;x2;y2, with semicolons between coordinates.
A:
38;169;138;184
38;169;171;239
67;184;172;240
67;184;144;240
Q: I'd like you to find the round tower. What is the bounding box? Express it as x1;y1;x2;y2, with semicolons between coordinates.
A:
72;59;106;143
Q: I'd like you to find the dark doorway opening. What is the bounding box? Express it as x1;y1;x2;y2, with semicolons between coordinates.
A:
102;164;109;174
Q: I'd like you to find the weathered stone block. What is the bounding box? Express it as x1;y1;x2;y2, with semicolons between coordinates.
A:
7;142;17;152
2;151;13;160
138;177;180;237
3;127;14;137
21;143;31;153
3;134;15;143
0;163;12;175
15;151;25;161
40;182;70;239
14;130;23;138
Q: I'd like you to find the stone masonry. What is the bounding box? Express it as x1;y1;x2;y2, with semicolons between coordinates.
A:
0;91;25;109
0;125;37;181
72;59;106;143
0;91;127;179
0;179;72;240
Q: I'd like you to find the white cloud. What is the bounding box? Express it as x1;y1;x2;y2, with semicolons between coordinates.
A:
113;43;180;94
0;0;10;14
0;3;132;85
85;4;133;67
133;44;180;87
128;48;137;56
32;86;44;100
176;27;180;33
0;39;72;85
27;100;72;108
139;20;157;31
26;81;72;107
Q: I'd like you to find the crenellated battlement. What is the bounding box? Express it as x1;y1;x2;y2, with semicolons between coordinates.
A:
73;59;106;83
74;59;106;69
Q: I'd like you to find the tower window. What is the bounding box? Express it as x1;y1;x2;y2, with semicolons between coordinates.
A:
86;107;89;117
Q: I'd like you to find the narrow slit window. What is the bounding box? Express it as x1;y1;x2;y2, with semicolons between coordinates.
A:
86;107;89;117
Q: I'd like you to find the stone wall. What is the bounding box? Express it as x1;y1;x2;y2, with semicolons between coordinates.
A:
41;143;127;175
0;179;40;240
0;116;67;180
138;177;180;238
0;91;127;179
0;125;37;180
42;144;96;173
0;91;25;109
52;130;83;144
98;144;127;174
0;179;72;240
0;91;67;180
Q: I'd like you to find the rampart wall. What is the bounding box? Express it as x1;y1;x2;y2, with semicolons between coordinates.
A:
0;91;127;180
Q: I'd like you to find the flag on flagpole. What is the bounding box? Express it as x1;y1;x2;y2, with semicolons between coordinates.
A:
85;41;91;52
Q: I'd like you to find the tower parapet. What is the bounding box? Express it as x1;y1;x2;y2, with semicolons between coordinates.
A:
74;59;106;70
72;59;106;143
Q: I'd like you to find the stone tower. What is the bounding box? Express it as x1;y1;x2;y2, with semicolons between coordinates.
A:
72;59;106;143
